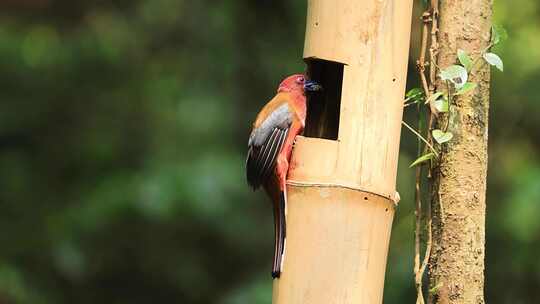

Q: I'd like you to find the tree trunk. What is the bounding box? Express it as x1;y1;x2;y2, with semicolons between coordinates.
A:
428;1;492;304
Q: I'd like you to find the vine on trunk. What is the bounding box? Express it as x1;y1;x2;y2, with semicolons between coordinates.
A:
402;1;506;303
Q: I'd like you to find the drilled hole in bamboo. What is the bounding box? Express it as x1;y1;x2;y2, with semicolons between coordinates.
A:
304;59;343;140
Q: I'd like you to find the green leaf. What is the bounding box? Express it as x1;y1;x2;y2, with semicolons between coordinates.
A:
457;49;473;71
405;88;424;102
425;91;444;104
429;282;443;295
432;97;448;113
483;53;504;71
432;129;453;144
455;82;477;95
440;65;468;88
409;152;435;168
491;24;508;46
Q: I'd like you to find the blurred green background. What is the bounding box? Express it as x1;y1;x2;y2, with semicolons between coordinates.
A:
0;1;538;303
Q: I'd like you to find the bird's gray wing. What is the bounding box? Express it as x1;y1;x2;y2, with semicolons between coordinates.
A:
246;103;292;189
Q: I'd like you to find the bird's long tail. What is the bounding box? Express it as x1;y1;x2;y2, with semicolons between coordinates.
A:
271;190;286;279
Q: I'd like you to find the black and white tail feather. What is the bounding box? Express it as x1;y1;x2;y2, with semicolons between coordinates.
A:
246;106;292;278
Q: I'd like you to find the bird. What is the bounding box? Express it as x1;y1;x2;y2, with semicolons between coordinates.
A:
246;74;322;278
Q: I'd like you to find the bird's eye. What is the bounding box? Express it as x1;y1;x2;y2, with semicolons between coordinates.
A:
296;76;305;83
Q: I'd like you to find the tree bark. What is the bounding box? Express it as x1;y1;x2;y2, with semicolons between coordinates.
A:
428;1;492;304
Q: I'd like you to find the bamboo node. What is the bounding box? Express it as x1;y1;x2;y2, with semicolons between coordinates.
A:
286;179;398;207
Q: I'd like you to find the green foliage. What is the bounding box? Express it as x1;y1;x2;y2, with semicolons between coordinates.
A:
458;49;473;71
0;1;294;303
409;152;435;168
425;92;444;105
484;52;504;71
432;97;449;113
440;65;468;88
455;82;478;95
432;129;454;144
429;282;443;295
405;87;425;104
491;24;508;46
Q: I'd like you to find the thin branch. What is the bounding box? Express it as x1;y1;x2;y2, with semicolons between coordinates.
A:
413;9;431;304
404;101;420;108
413;2;439;303
414;102;425;304
417;11;432;97
413;11;432;304
425;2;439;304
418;182;433;298
429;0;439;93
468;42;493;73
425;0;439;175
402;122;438;157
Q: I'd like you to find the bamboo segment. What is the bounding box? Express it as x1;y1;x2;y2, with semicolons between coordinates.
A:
303;0;414;199
272;0;413;303
272;187;395;304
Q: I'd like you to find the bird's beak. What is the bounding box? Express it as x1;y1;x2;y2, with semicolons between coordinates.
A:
304;80;323;92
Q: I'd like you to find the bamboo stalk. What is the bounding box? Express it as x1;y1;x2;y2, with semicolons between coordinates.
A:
271;1;414;303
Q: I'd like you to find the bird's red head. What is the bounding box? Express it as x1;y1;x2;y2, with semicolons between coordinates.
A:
277;74;322;94
277;74;306;94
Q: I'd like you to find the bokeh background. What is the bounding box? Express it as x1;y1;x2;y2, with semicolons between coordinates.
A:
0;1;538;303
